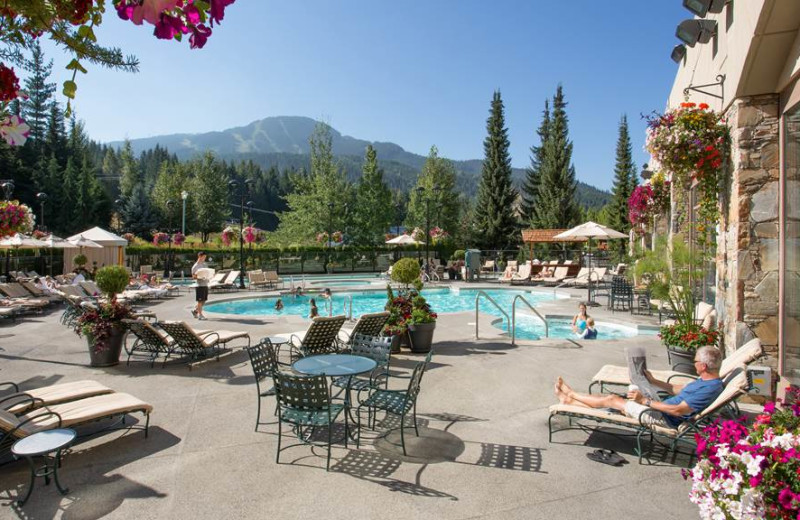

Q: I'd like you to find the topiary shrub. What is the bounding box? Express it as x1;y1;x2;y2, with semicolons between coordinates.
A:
73;254;88;267
452;250;465;261
391;258;421;288
95;265;130;298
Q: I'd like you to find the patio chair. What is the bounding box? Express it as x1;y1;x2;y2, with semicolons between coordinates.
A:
549;369;750;464
247;270;269;291
265;270;283;289
0;380;113;414
357;349;434;455
158;321;251;368
0;283;50;308
539;266;570;286
589;338;763;395
331;334;393;397
19;281;61;303
287;315;348;359
0;392;153;456
480;260;496;273
273;371;347;471
508;263;532;285
338;311;390;346
123;319;183;367
609;276;634;312
246;338;292;431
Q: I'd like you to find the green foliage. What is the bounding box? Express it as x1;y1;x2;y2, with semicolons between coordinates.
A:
353;145;392;244
474;91;519;250
191;152;231;242
73;254;87;266
608;115;638;240
21;41;56;150
452;249;465;261
521;99;549;226
406;146;460;236
120;183;159;240
118;141;140;199
391;257;421;287
95;265;129;297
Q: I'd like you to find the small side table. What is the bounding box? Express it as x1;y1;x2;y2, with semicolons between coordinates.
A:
266;336;289;357
12;428;76;506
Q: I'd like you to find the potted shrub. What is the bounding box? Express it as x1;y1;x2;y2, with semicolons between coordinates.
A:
406;293;437;353
73;253;88;268
391;257;421;288
659;322;719;374
383;259;438;353
383;285;411;353
74;265;134;367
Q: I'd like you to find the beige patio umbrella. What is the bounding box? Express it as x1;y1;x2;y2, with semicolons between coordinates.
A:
554;221;627;305
0;233;50;280
385;234;424;245
67;235;103;249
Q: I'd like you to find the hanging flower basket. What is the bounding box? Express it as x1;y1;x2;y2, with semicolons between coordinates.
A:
221;226;235;247
152;232;169;246
243;226;258;244
0;200;34;239
172;232;185;246
123;232;136;243
411;227;425;242
316;231;329;244
429;226;450;244
331;230;343;244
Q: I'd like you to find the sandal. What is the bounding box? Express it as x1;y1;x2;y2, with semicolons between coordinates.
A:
586;449;627;466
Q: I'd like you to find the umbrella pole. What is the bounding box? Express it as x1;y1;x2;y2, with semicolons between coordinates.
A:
4;249;9;281
587;237;600;307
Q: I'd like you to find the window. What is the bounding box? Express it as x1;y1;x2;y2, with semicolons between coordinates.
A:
782;103;800;383
726;0;734;31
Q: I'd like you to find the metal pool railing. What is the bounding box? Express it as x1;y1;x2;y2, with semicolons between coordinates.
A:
512;294;548;345
474;290;510;340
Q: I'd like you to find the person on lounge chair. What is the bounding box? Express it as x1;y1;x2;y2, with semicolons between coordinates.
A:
553;346;724;429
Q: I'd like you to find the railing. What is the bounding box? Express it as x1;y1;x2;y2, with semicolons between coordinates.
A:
324;298;333;317
342;294;353;320
512;294;548;345
474;290;511;339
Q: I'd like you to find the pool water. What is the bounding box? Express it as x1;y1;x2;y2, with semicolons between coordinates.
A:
507;315;645;341
204;287;560;320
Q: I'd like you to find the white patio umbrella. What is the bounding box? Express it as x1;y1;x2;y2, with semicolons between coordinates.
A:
554;221;627;305
0;233;50;279
40;234;70;276
67;235;103;248
385;234;424;245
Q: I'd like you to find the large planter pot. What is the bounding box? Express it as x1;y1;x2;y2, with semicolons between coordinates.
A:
665;344;698;375
87;325;126;367
407;322;436;353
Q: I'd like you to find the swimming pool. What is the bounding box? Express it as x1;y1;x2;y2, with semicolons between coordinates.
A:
500;315;655;341
204;287;564;319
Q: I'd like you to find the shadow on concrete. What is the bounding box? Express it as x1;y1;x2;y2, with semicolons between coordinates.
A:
0;354;91;368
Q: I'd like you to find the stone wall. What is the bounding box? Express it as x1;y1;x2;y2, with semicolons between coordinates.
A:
716;94;780;366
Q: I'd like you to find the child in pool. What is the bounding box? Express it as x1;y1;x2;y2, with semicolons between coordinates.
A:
579;317;598;339
309;298;319;319
275;298;284;311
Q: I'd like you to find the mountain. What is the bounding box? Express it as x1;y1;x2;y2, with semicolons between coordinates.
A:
110;116;611;205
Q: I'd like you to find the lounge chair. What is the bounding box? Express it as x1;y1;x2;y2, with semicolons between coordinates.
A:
538;266;570;286
265;270;283;289
19;281;61;303
158;321;251;368
122;319;207;367
563;268;607;287
0;380;114;414
589;338;763;395
0;283;50;307
286;315;348;359
0;392;153;455
498;265;515;283
480;260;496;274
508;264;532;285
338;311;390;345
247;270;269;291
549;369;750;464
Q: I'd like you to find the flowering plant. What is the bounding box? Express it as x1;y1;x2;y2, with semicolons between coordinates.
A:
32;229;47;239
659;323;719;352
172;231;185;246
75;299;134;353
242;226;258;244
331;230;343;244
429;226;450;243
316;231;329;244
0;200;35;239
411;227;425;242
123;232;136;243
152;231;169;245
685;387;800;519
220;226;235;247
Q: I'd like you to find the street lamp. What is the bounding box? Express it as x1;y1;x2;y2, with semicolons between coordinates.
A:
229;179;254;289
0;180;14;201
181;190;189;236
36;192;47;232
415;185;441;268
164;199;175;278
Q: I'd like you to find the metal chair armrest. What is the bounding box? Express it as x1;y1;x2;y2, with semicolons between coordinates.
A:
0;393;43;411
0;382;20;393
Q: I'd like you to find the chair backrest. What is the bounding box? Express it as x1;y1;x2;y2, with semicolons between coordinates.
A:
59;285;87;299
719;338;763;377
80;280;102;296
274;372;330;412
612;275;632;294
550;267;569;279
350;334;392;368
247;338;280;384
588;268;607;282
350;312;390;339
20;281;43;296
507;260;518;270
563;260;573;265
265;271;280;281
210;272;227;284
0;283;29;298
158;321;205;350
693;370;749;422
225;271;240;284
301;315;347;356
573;267;589;280
123;319;172;348
405;349;435;404
515;264;531;279
484;260;495;268
140;265;153;274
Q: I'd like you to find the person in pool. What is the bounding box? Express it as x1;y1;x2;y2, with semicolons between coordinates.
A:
578;317;598;339
309;298;319;319
275;298;284;311
321;288;332;299
571;302;589;334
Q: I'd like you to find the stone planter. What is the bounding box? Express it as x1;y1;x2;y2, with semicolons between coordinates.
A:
407;322;436;353
87;325;126;367
665;344;698;375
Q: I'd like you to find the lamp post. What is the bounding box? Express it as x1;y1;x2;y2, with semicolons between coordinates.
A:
36;192;47;232
164;199;175;278
229;179;254;289
0;180;13;201
181;190;188;236
415;185;440;268
246;200;254;261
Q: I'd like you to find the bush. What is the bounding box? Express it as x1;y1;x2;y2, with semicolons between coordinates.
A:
391;258;420;287
73;254;88;267
452;249;465;261
95;265;130;297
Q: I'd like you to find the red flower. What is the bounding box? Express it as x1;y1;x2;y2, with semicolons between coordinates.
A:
699;103;709;109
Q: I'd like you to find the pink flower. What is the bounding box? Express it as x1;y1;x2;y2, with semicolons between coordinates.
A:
190;24;212;49
764;401;776;414
140;0;181;25
209;0;235;25
0;115;31;146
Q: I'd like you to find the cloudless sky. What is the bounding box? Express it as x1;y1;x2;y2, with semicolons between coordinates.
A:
42;1;688;190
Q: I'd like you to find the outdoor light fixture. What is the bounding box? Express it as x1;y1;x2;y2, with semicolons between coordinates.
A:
641;163;653;180
676;19;717;47
683;0;725;18
671;44;687;64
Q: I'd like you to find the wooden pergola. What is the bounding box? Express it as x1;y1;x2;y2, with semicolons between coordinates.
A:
520;229;587;261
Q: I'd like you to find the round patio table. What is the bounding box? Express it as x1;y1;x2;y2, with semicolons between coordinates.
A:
12;428;76;506
292;354;377;378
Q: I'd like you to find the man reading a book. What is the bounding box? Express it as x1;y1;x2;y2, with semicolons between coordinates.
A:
554;346;724;428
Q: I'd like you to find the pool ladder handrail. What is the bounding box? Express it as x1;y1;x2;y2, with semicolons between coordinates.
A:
474;290;510;339
512;294;548;345
342;294;353;321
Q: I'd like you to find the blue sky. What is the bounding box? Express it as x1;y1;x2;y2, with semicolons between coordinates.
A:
42;1;688;190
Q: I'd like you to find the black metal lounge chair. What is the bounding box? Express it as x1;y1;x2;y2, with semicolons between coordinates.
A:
158;321;251;368
331;334;393;399
337;311;390;346
287;315;348;359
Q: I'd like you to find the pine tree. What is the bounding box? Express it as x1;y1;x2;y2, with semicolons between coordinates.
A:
608;115;638;234
44;102;67;167
120;183;160;240
118;140;140;199
474;91;518;250
191;152;231;242
521;100;550;226
533;85;580;229
21;41;56;149
406;146;460;235
353;145;392;245
59;157;79;230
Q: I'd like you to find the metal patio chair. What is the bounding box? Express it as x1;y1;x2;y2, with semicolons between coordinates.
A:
246;338;292;431
331;334;393;399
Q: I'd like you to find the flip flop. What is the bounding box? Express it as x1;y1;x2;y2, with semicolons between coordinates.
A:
586;449;626;466
599;449;628;465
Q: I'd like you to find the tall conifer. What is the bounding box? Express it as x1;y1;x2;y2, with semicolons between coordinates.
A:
21;42;56;149
521;100;550;227
353;145;392;245
608;115;638;234
474;91;518;250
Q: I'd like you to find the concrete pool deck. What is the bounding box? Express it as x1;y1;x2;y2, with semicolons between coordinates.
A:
0;280;701;519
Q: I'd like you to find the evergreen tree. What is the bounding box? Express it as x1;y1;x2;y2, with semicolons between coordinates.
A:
120;183;159;240
608;115;638;234
21;41;56;149
42;156;62;232
473;91;518;250
533;85;580;229
153;161;193;230
118;140;140;199
406;146;460;236
353;145;392;245
59;157;79;230
191;152;231;242
521;100;550;226
44;102;67;167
